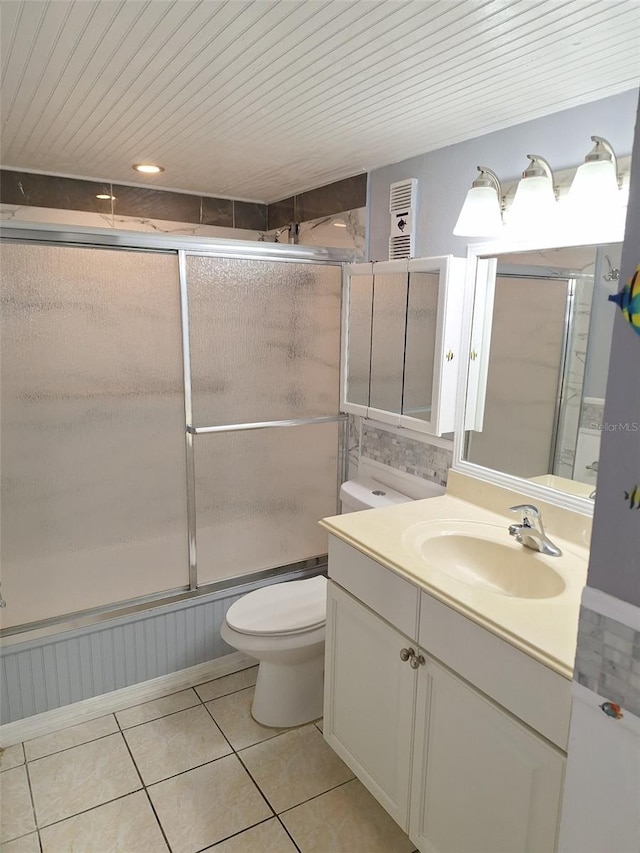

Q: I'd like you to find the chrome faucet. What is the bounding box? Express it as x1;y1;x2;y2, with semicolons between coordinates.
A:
508;504;562;557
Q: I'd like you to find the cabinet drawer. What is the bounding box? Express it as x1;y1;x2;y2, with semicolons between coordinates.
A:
419;590;571;750
328;536;420;641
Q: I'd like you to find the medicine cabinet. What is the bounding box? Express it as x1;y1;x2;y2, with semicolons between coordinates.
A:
342;255;466;436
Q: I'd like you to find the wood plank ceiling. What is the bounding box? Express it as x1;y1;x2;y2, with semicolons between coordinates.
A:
1;0;639;202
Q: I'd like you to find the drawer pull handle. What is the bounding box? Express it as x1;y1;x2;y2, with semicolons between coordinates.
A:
400;647;414;662
410;654;426;669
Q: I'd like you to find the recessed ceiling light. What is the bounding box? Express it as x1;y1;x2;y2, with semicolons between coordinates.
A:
96;193;115;200
132;163;164;174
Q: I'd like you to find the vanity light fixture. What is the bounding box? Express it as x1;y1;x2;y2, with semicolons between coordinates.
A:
507;155;558;232
568;136;623;210
333;221;347;227
132;163;164;174
95;193;115;200
453;166;504;236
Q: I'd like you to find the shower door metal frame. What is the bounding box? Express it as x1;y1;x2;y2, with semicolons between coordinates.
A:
0;222;354;638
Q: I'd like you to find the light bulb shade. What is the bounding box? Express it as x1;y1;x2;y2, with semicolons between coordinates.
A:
507;175;557;233
453;186;503;236
568;159;620;208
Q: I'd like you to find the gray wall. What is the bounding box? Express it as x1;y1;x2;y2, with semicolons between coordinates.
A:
368;89;639;261
587;93;640;606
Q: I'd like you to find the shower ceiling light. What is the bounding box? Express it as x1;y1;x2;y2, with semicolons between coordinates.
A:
453;166;503;236
132;163;164;174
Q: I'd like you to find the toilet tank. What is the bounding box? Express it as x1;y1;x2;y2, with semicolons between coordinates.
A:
339;477;416;513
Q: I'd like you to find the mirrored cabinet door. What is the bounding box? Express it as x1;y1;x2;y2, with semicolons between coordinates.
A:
369;263;408;424
344;264;374;413
342;256;466;436
403;269;439;422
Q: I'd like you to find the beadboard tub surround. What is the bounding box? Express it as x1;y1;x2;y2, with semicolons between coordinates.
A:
0;566;324;726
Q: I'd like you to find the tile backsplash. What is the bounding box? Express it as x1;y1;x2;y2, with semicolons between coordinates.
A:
359;420;452;487
575;605;640;718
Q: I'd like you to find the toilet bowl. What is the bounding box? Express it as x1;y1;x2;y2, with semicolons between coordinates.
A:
221;476;422;728
220;575;327;727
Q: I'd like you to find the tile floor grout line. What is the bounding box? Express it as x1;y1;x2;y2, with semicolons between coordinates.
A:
191;816;276;853
117;694;201;733
21;744;41;848
23;722;120;763
275;813;304;853
116;694;202;730
232;748;279;819
12;673;379;853
276;775;357;817
33;789;144;834
115;715;174;853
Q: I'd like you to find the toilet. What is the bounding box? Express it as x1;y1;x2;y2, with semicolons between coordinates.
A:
220;477;416;728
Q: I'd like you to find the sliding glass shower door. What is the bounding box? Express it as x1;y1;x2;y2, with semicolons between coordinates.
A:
1;243;188;628
185;255;342;584
1;237;345;632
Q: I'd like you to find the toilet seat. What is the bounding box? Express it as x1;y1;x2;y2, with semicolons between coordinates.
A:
225;575;327;636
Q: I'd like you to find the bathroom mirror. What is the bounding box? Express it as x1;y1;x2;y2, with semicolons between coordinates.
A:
456;235;623;510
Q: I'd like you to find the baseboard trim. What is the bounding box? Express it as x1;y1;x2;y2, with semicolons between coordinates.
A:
0;651;255;747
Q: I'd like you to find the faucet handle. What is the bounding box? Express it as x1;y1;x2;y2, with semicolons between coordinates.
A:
508;504;541;529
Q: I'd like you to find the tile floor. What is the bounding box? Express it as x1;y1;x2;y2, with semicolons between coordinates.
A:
1;665;417;852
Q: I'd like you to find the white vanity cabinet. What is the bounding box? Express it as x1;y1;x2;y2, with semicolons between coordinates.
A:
342;256;467;436
324;536;567;853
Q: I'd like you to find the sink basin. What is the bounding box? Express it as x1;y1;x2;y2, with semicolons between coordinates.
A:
402;520;567;599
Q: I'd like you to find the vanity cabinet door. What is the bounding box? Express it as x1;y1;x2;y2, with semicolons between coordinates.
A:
323;580;417;830
410;659;565;853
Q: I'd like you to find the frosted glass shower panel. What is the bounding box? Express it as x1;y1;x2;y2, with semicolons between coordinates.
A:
1;244;188;628
195;423;338;584
187;256;341;426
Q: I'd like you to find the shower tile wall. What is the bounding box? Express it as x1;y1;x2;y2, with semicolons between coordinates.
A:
0;169;367;252
266;174;367;229
574;605;640;718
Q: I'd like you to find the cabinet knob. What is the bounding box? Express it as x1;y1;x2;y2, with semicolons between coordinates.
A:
410;654;426;669
400;647;414;662
445;350;454;362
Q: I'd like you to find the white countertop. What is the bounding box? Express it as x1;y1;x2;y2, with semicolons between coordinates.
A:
320;491;589;679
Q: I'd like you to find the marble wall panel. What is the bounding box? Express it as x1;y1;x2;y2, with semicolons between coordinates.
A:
112;185;201;223
267;173;367;230
201;196;233;227
1;203;262;242
267;197;295;230
575;606;640;717
295;174;367;221
0;170;112;213
234;201;267;231
0;168;269;234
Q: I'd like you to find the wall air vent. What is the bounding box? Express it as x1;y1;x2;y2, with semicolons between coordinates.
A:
389;178;417;260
